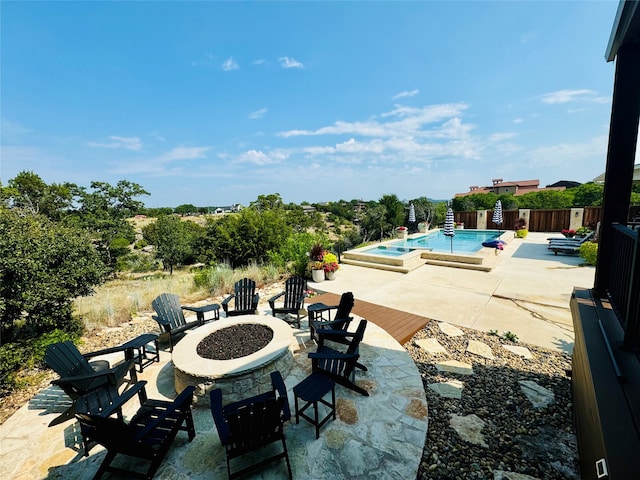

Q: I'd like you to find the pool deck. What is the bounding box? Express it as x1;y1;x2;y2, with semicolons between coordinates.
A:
319;231;594;353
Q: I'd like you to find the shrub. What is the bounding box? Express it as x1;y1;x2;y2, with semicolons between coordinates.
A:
579;241;598;265
576;226;591;237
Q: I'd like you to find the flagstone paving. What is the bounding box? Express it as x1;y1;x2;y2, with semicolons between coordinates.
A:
0;321;428;480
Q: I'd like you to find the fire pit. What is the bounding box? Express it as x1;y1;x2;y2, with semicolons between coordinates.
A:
172;315;295;405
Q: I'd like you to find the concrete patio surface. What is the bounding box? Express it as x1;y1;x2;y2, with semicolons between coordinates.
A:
313;231;595;353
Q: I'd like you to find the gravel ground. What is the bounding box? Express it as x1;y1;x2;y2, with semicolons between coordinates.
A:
406;321;578;480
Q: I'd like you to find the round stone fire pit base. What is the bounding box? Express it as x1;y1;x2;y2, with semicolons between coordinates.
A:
172;315;295;406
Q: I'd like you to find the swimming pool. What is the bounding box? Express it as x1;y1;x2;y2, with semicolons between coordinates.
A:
367;229;501;256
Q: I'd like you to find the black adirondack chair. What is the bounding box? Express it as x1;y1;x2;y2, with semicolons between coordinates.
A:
309;319;369;396
44;341;137;427
75;383;196;480
309;291;355;342
268;276;307;328
152;293;218;351
210;371;292;480
74;381;149;455
221;278;260;317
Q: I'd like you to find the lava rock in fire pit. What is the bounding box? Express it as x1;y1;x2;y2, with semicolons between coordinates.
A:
196;324;274;360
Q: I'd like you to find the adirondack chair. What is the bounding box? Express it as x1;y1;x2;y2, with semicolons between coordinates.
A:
210;371;292;480
44;341;137;427
75;382;196;480
268;276;307;328
309;291;355;342
74;381;148;455
221;278;260;317
309;319;369;396
152;293;219;351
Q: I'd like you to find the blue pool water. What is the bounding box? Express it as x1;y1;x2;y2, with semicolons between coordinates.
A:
364;229;501;256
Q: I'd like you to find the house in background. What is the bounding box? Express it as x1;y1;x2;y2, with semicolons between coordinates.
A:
213;204;243;214
454;178;567;197
593;162;640;184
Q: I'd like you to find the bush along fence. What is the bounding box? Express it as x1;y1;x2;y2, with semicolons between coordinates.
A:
454;207;605;233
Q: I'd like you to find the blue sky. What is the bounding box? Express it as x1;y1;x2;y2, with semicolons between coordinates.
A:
1;1;626;208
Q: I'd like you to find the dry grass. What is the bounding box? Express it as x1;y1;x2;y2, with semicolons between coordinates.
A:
73;264;285;330
73;271;207;329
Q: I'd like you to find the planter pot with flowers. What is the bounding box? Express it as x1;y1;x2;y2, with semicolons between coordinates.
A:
311;261;325;283
397;226;408;239
323;252;339;280
418;222;430;233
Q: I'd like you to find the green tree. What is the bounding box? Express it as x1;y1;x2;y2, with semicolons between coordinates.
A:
250;193;283;212
516;190;574;209
0;209;107;343
68;180;149;272
379;194;404;230
5;171;74;220
154;215;192;274
174;204;198;215
571;183;604;207
202;204;292;267
360;204;387;242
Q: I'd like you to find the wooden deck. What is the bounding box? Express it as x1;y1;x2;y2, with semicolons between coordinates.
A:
307;293;432;345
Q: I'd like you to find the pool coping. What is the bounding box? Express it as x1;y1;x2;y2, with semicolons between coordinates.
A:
343;229;512;272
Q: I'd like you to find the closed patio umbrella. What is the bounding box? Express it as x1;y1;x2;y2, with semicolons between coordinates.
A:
443;207;455;253
408;203;416;229
492;200;503;236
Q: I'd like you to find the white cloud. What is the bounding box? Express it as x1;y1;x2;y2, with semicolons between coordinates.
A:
513;118;523;124
279;56;304;69
158;146;211;162
278;103;469;139
222;57;239;71
249;108;268;119
540;89;597;104
88;136;143;151
392;89;420;100
253;59;267;65
236;149;288;165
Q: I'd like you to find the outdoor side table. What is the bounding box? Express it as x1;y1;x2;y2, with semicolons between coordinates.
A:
121;333;160;373
293;371;336;439
307;303;330;340
182;303;220;325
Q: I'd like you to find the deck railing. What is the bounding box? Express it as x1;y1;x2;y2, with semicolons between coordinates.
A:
607;223;640;349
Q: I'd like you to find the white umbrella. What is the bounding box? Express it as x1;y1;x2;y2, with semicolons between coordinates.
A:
443;207;455;253
408;203;416;224
492;200;503;236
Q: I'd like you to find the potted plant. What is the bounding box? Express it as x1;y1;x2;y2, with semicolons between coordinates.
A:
514;218;528;238
308;243;326;282
417;222;430;233
561;229;576;238
310;261;325;282
323;252;339;280
397;226;408;239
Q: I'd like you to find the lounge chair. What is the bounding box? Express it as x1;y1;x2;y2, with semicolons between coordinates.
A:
547;231;595;247
549;244;582;255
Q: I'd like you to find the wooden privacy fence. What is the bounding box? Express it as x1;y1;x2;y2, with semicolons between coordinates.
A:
453;207;605;233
